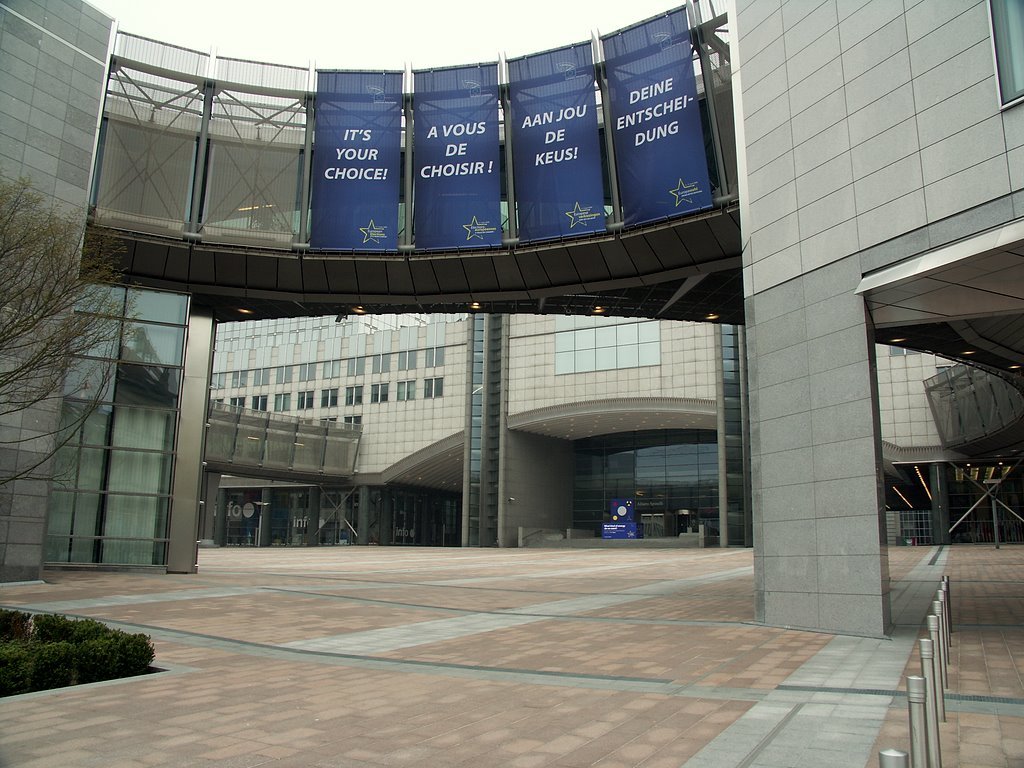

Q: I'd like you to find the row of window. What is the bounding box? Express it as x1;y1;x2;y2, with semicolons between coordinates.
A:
227;378;445;412
214;348;446;389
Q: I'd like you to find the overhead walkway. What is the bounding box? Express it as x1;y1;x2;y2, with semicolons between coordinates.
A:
204;401;361;483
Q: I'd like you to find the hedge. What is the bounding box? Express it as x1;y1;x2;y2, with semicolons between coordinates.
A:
0;609;155;697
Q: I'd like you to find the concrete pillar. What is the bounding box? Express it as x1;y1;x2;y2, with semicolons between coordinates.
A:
214;487;228;546
357;486;370;545
166;307;215;573
747;258;891;637
380;489;393;546
931;464;950;545
306;486;321;546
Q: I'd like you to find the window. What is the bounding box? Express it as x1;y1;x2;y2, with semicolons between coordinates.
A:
371;353;391;374
992;0;1024;105
273;393;291;411
229;396;245;407
398;350;417;371
321;387;339;408
211;372;226;389
343;415;362;425
345;385;363;405
276;365;293;384
252;367;271;386
371;383;389;403
397;380;416;401
321;416;337;423
297;390;314;409
424;347;444;367
230;370;248;388
251;394;268;411
325;359;342;378
424;377;444;398
347;357;365;376
297;362;316;381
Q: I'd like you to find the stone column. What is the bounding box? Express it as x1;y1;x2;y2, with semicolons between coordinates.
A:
166;307;215;573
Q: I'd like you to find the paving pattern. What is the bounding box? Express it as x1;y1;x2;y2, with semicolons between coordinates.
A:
0;544;1019;767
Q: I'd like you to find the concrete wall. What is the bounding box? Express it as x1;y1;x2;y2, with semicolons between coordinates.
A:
498;431;573;547
732;0;1024;634
214;317;470;475
0;0;111;581
506;316;717;417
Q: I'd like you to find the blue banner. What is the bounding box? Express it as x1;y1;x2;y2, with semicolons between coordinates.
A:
602;10;712;226
508;44;605;242
310;71;402;251
413;65;502;250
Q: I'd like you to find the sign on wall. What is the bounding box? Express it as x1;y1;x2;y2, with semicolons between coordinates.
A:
602;10;712;226
413;64;502;250
507;43;606;243
310;71;403;251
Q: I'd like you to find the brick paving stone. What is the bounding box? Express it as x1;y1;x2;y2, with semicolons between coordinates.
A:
0;545;1020;767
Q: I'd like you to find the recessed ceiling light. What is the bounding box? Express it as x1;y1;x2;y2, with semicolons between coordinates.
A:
470;302;481;310
705;313;719;321
889;337;907;343
237;308;253;315
352;306;366;314
962;350;975;355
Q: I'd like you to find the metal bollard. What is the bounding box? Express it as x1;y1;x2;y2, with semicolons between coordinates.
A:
938;588;951;651
933;598;949;689
879;748;910;768
942;575;952;625
919;638;942;768
907;675;928;768
927;614;946;722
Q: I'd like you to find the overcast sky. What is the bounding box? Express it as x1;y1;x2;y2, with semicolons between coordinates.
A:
87;0;684;71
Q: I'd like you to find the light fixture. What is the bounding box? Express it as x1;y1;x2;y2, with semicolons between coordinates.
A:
962;350;975;355
470;302;481;310
237;308;254;315
705;313;719;321
889;337;907;343
1010;364;1021;370
352;306;366;314
592;306;605;314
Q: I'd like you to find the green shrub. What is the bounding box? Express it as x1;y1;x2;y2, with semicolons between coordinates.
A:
0;610;32;642
75;636;120;684
0;614;156;697
0;644;33;696
30;641;76;691
32;614;107;644
112;632;155;677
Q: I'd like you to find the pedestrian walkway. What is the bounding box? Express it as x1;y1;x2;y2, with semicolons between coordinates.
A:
0;545;1020;767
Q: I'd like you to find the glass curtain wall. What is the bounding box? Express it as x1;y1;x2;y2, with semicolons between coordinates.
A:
573;430;719;537
46;287;189;566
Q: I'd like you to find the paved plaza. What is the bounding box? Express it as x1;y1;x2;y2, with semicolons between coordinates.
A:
0;545;1021;767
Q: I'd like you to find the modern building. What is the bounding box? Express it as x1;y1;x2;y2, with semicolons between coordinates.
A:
0;0;1021;639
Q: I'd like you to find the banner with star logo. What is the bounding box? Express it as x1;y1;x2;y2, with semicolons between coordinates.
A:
507;43;606;243
310;71;402;251
602;9;712;226
413;64;502;250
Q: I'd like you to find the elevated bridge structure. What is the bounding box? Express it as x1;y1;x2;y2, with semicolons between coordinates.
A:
76;3;1024;640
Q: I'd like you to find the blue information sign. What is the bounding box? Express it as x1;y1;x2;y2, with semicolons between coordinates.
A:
508;43;606;243
602;10;712;226
413;64;502;250
310;71;403;251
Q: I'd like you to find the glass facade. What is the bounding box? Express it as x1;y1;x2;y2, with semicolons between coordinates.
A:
573;430;719;537
46;287;190;566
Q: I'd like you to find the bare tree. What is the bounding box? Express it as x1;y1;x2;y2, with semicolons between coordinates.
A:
0;176;126;487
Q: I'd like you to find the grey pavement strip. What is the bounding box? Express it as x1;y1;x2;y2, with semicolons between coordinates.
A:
683;548;950;768
12;586;260;613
